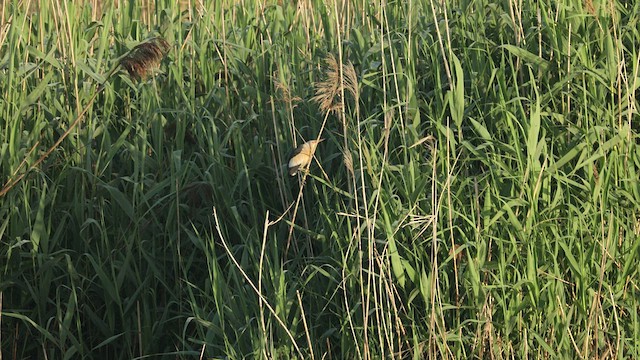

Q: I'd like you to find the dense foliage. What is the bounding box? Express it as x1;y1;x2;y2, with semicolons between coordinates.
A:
1;0;639;358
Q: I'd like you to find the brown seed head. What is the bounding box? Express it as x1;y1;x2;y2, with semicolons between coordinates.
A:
119;37;170;80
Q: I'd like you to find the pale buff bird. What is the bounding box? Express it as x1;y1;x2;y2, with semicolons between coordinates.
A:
288;139;324;176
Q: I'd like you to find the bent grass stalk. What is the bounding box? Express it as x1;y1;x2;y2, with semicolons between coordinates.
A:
213;207;304;359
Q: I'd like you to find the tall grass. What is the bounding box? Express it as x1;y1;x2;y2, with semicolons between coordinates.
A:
1;0;639;358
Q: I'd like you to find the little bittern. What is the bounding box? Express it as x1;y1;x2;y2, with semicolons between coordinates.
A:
288;139;324;176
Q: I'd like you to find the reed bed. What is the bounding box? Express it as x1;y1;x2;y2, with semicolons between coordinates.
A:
1;0;639;358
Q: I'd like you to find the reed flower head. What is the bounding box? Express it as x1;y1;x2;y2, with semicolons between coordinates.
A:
119;37;170;79
312;54;358;116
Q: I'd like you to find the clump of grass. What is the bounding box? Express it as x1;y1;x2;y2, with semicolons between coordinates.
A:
0;36;170;198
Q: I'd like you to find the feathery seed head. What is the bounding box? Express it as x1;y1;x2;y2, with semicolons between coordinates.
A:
119;37;170;80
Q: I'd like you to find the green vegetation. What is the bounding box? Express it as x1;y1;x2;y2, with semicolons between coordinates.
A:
1;0;640;358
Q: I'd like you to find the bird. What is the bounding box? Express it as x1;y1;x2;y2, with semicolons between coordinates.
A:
288;139;324;176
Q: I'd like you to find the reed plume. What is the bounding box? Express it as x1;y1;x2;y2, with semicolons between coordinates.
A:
312;54;359;116
119;37;171;79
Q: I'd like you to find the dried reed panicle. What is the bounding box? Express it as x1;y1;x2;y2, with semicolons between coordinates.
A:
119;37;170;79
584;0;595;16
313;54;341;114
343;60;359;105
343;149;354;177
274;77;302;107
384;107;395;132
312;54;359;115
